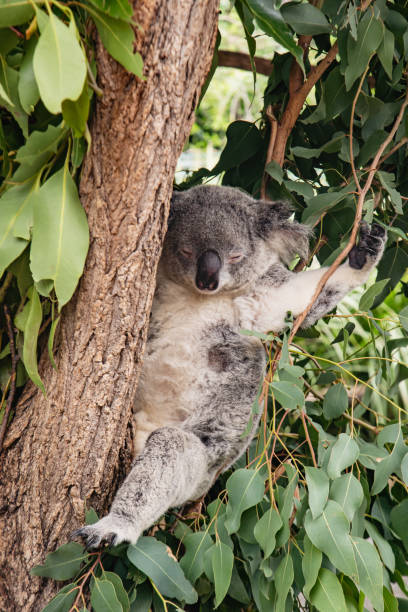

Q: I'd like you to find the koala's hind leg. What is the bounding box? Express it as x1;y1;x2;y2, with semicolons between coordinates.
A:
72;427;210;549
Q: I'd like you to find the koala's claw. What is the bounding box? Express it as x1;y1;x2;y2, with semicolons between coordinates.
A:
349;223;387;270
71;515;138;550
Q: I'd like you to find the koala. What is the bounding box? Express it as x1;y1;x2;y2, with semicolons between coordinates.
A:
73;185;386;549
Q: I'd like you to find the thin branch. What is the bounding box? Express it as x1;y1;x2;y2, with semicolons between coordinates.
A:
217;50;273;76
379;136;408;165
0;271;13;305
300;410;317;467
349;64;370;192
0;305;18;450
260;106;278;199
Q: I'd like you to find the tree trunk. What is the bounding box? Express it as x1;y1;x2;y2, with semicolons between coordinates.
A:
0;2;218;609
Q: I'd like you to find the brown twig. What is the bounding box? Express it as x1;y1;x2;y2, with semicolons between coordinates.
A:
260;106;278;199
349;65;370;192
0;306;18;450
300;410;317;467
0;271;13;306
378;136;408;165
217;50;273;76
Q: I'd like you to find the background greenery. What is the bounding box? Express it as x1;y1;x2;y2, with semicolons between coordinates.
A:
0;0;407;610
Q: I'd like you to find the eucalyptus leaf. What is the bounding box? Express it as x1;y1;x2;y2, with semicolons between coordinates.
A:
31;542;88;580
281;3;331;35
327;434;360;480
309;568;347;612
225;468;265;534
330;473;364;522
305;467;329;520
211;540;234;608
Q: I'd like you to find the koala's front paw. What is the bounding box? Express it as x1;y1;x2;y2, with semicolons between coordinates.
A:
349;223;387;270
72;515;139;550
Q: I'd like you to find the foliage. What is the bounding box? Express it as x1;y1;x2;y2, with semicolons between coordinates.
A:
0;0;142;405
6;0;408;609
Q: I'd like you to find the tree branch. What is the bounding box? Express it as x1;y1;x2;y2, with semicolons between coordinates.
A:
217;50;273;76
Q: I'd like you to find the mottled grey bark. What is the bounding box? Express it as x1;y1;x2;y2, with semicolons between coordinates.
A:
0;1;218;609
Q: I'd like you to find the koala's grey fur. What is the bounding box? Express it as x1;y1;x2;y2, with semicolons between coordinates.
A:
73;185;386;549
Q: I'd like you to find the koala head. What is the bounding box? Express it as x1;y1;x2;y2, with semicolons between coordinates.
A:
161;185;310;295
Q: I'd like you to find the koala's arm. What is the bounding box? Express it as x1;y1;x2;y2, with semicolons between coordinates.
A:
72;427;210;548
246;224;386;333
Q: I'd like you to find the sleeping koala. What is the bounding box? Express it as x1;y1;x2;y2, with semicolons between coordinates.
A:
73;185;386;548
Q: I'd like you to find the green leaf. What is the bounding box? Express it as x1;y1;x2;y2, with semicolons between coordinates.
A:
62;84;90;137
309;568;347;612
399;305;408;333
265;160;283;184
276;464;298;547
372;426;407;494
211;121;262;174
377;28;395;80
330;473;363;523
323;384;348;420
327;434;359;480
86;0;133;20
345;12;384;90
102;571;130;612
31;542;87;580
401;452;408;486
19;286;45;392
245;0;304;71
281;3;330;35
225;468;265;534
33;14;87;114
304;501;357;576
373;244;408;308
18;38;40;114
91;577;123;612
390;499;408;554
359;278;391;311
179;531;214;584
127;537;197;604
377;171;403;214
270;380;304;410
253;507;282;558
305;467;329;520
364;520;395;573
0;0;34;26
88;7;144;78
0;57;28;136
30;165;89;308
350;537;384;612
302;534;322;599
0;179;38;275
211;540;234;608
302;184;355;225
274;552;293;612
16;123;67;172
41;583;78;612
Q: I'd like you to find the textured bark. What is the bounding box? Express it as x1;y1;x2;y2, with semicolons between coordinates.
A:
0;1;218;609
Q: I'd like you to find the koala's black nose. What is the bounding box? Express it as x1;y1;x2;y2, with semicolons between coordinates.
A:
196;250;221;291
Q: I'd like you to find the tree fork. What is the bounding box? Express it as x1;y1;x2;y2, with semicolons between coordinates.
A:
0;1;219;609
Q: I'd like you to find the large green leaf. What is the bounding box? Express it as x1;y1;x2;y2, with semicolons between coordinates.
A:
41;583;78;612
127;537;197;604
364;520;395;573
30;165;89;308
88;6;143;78
274;552;293;612
225;468;265;534
31;542;88;580
305;467;329;520
90;577;122;612
304;501;357;576
270;380;304;410
33;13;87;114
390;499;408;554
15;123;67;175
350;537;384;612
0;0;34;26
211;121;262;175
303;534;322;599
253;507;282;558
309;568;347;612
359;278;391;311
323;384;348;420
245;0;304;70
179;531;214;584
211;540;234;608
86;0;133;20
330;473;363;522
372;426;407;494
327;434;360;480
345;12;384;90
102;571;130;612
0;57;28;135
18;38;40;114
0;179;37;276
377;28;395;80
17;286;45;392
281;2;331;35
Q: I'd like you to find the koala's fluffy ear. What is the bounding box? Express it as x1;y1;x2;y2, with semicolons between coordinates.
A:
255;200;311;264
168;190;184;224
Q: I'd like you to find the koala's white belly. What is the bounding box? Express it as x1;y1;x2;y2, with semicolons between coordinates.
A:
132;287;238;454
